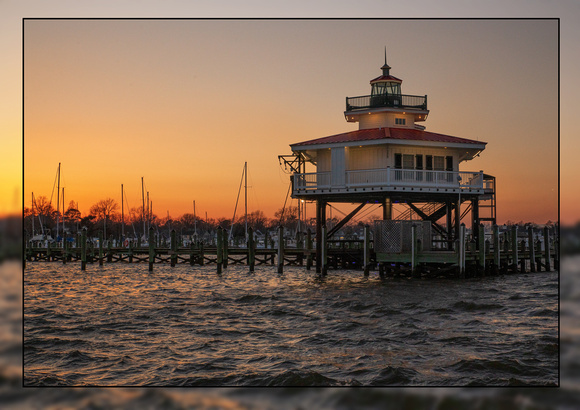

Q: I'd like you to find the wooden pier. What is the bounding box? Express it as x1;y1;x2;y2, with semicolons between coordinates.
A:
24;224;559;278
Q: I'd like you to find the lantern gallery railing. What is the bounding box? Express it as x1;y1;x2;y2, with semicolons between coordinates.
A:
293;169;485;193
346;93;427;112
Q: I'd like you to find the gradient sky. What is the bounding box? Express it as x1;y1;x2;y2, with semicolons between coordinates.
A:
2;1;578;225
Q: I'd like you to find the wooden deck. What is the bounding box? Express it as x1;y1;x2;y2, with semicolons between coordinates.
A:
24;225;559;279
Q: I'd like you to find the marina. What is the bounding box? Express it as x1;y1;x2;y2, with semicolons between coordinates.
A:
24;223;559;278
24;54;559;279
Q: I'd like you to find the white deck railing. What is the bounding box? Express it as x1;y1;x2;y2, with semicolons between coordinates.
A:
293;169;484;192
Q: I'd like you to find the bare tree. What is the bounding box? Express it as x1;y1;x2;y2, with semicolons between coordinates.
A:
64;201;81;233
32;195;56;234
89;198;119;238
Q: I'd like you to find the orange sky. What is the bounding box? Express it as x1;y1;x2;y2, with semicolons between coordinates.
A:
2;3;576;224
22;19;558;224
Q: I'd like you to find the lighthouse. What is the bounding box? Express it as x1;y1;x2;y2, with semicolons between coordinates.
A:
279;51;496;273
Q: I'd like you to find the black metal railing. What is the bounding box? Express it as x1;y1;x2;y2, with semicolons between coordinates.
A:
346;93;427;112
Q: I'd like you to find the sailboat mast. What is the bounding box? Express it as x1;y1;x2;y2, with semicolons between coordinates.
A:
244;161;248;239
31;192;35;236
56;163;60;241
62;187;65;236
121;184;125;239
141;177;145;238
193;200;197;236
147;192;150;233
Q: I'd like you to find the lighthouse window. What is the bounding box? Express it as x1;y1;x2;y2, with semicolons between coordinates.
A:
415;155;423;170
371;83;386;96
434;156;445;171
446;156;453;171
386;83;401;95
403;154;414;169
394;153;402;169
415;155;423;181
395;118;406;125
425;155;433;170
371;82;401;96
425;155;434;182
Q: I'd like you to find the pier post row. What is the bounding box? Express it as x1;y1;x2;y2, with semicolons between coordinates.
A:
279;51;497;275
25;52;560;276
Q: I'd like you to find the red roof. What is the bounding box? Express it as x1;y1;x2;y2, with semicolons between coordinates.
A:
370;75;402;83
291;127;486;148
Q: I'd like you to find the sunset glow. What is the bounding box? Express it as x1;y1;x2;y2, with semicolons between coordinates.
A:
21;19;559;224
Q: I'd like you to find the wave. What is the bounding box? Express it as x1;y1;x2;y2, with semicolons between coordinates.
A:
369;366;420;385
452;301;504;312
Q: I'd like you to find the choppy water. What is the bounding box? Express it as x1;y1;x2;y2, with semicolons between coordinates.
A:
2;257;579;408
22;262;558;387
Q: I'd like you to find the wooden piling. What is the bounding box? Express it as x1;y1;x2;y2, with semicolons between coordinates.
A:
170;229;177;267
410;224;417;277
306;229;313;271
535;238;542;271
321;225;328;276
189;242;195;266
528;227;536;272
128;240;133;263
543;226;551;271
520;240;526;273
62;232;67;264
148;227;155;272
199;242;205;266
477;224;485;276
277;226;284;274
493;225;500;275
81;227;87;271
363;225;370;277
315;200;325;274
458;223;466;278
297;231;304;266
107;235;113;263
248;227;255;272
47;240;53;261
222;230;229;269
216;227;223;274
379;263;385;279
98;231;104;266
511;225;518;273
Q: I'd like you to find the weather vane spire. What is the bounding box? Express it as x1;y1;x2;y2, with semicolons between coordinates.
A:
381;46;391;76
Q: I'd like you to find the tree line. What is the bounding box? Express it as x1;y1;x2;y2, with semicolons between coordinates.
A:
24;196;372;242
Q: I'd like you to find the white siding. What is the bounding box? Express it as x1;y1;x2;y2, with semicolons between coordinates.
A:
316;145;461;174
316;149;331;172
331;147;346;187
358;112;414;130
347;146;388;170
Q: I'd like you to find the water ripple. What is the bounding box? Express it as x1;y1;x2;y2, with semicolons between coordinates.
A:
23;262;558;387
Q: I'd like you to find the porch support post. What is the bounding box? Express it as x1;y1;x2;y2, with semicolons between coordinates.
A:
454;200;461;251
446;200;453;250
315;200;326;274
383;198;392;220
472;198;480;248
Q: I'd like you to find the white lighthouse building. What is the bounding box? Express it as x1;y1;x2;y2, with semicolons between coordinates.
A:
280;52;496;272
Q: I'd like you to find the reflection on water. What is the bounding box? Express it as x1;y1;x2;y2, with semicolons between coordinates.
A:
23;263;558;387
2;257;579;408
